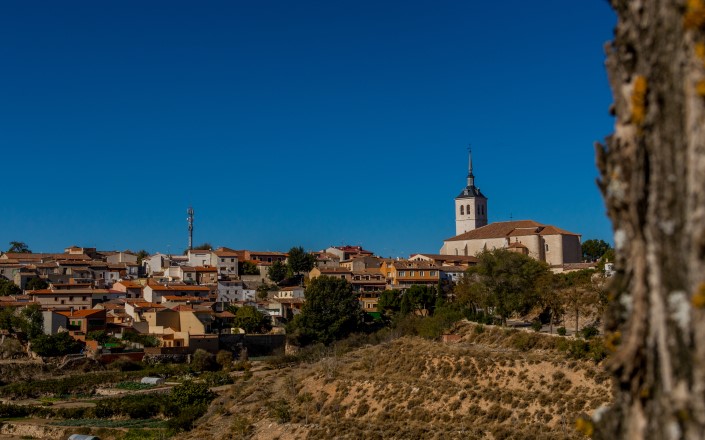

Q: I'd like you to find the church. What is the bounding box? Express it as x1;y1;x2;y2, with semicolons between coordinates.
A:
439;150;583;268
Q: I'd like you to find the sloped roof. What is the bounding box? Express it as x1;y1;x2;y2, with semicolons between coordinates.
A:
445;220;579;242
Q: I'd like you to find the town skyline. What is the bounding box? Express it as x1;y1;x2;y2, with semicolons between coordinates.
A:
0;1;616;256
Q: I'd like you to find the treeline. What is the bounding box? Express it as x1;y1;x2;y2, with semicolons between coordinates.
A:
287;249;610;360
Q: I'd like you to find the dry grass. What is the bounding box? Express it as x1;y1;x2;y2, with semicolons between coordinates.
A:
177;321;613;440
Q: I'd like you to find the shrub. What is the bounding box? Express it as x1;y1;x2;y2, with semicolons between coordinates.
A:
30;332;83;357
531;320;542;332
557;327;567;336
580;325;600;339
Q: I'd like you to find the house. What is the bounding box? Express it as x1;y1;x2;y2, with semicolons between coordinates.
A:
195;266;217;285
56;309;107;336
273;286;305;299
324;245;374;261
142;284;213;304
28;287;95;311
211;248;239;279
186;249;212;267
314;252;341;269
309;267;353;282
112;280;143;299
379;260;441;290
409;253;478;267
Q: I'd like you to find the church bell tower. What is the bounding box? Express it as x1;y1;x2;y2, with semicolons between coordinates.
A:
455;148;488;235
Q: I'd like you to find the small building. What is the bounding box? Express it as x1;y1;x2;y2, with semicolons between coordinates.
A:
140;376;165;385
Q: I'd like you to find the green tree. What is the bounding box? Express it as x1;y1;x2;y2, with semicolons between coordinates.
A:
454;271;490;317
233;305;272;334
30;332;83;356
377;289;401;315
241;261;260;276
215;350;233;371
467;249;550;325
135;249;149;264
190;348;215;372
287;276;363;346
19;304;43;339
267;260;288;283
0;307;16;332
555;269;596;333
6;242;30;253
192;243;212;250
581;239;612;262
170;380;216;408
406;285;437;316
286;246;315;275
0;279;21;296
25;277;48;291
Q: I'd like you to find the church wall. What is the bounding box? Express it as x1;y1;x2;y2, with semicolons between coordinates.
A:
441;237;507;257
561;235;582;264
517;235;542;261
542;234;566;266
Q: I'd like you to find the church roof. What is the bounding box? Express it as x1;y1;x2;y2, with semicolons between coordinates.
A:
445;220;580;242
456;185;486;199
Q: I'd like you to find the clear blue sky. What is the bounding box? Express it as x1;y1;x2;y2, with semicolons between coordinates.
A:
0;1;616;257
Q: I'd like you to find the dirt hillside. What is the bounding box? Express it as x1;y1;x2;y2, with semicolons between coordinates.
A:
181;321;613;440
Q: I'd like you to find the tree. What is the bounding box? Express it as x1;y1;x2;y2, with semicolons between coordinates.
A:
581;239;612;262
466;249;550;325
31;332;83;356
406;285;438;316
0;279;21;296
190;348;215;372
25;277;48;291
19;304;43;339
216;350;233;371
287;276;363;346
233;305;272;334
192;243;212;250
6;242;30;253
170;380;215;408
286;246;315;275
592;2;705;437
377;289;401;315
135;249;149;264
267;260;288;283
555;269;596;334
241;261;260;276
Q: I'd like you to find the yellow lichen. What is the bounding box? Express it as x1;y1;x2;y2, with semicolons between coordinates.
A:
696;42;705;60
604;331;621;352
684;0;705;29
696;80;705;96
691;282;705;308
631;76;648;125
575;417;594;437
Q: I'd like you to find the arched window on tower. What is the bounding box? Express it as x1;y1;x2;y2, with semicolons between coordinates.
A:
477;205;480;215
466;205;470;215
460;205;464;215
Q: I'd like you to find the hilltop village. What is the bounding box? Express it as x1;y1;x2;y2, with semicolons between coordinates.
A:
0;151;601;357
0;152;615;439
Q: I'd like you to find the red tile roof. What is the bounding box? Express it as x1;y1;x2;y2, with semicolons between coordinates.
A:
445;220;580;241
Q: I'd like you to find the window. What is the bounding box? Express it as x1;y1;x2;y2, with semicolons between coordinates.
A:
419;271;424;276
231;258;235;262
221;258;225;262
477;205;480;215
430;271;436;277
545;244;549;252
398;271;406;277
409;271;415;277
460;205;464;215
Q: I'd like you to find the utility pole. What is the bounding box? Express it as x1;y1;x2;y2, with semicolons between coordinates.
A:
187;206;194;251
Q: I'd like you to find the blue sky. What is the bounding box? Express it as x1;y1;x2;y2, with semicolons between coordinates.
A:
0;1;616;257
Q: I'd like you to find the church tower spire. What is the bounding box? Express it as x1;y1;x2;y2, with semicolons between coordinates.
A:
454;146;488;236
467;146;475;187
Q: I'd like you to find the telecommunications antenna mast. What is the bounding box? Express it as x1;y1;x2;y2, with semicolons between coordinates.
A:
187;206;194;250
